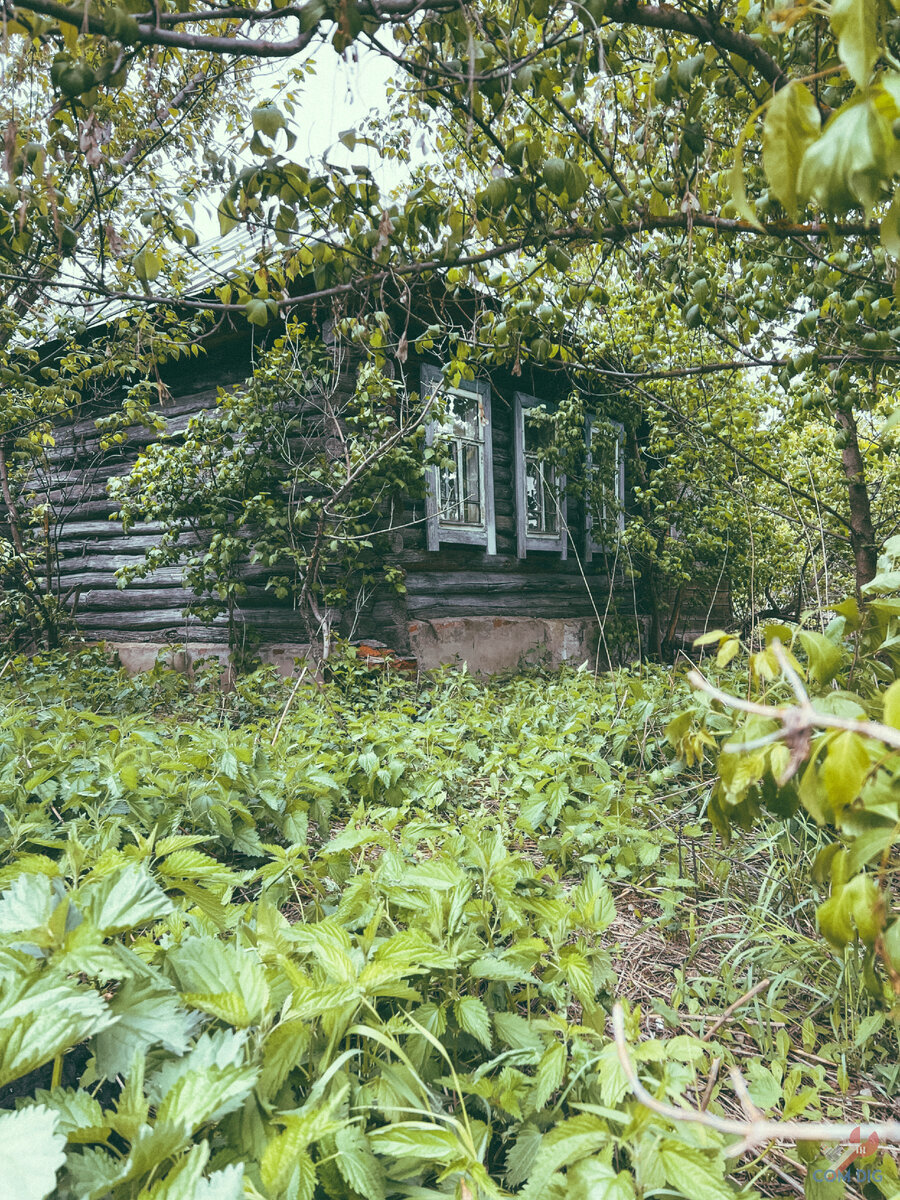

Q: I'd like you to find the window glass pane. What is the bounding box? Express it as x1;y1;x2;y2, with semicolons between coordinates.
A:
442;393;481;441
437;389;484;529
523;408;558;536
440;443;462;523
461;441;483;524
588;418;623;543
525;454;558;535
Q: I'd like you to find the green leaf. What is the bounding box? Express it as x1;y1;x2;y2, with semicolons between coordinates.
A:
32;1086;110;1143
820;731;870;813
658;1141;733;1200
797;630;843;685
805;1156;846;1199
798;94;893;217
262;1138;316;1197
0;965;113;1087
93;977;196;1080
251;103;285;138
493;1011;545;1055
883;678;900;728
854;1012;884;1045
80;866;173;934
596;1041;630;1106
693;629;728;646
245;299;270;327
762;82;821;218
862;568;900;593
155;1061;258;1132
716;637;740;668
133;248;161;282
167;937;269;1027
543;156;567;195
531;1039;566;1112
192;1165;245;1200
454;995;493;1048
0;873;59;934
729;110;765;229
566;1159;635;1200
745;1061;782;1110
137;1143;210;1200
521;1114;610;1200
506;1120;544;1188
817;873;883;948
368;1122;461;1162
0;1107;66;1200
334;1124;386;1200
880;191;900;257
830;0;878;87
571;869;615;932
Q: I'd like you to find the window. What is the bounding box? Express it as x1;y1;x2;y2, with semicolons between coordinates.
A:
422;365;496;553
514;392;567;558
585;414;625;562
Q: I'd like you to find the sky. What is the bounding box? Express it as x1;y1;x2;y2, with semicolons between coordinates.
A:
187;40;413;249
293;45;398;169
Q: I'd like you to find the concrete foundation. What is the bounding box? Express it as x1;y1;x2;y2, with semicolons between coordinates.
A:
408;616;601;673
108;641;310;678
106;617;605;678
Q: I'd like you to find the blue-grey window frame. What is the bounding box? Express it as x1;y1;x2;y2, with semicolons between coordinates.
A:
585;413;625;562
422;364;496;554
514;391;568;559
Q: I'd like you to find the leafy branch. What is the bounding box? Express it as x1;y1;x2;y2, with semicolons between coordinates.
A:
687;639;900;757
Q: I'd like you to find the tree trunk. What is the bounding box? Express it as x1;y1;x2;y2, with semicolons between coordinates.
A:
834;408;878;592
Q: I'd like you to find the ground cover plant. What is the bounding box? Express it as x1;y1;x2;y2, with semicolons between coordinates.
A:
0;636;898;1199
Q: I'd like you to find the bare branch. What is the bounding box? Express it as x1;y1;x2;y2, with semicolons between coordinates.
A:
611;1002;900;1151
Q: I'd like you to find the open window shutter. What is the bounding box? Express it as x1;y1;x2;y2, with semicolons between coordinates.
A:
423;365;495;554
514;392;567;559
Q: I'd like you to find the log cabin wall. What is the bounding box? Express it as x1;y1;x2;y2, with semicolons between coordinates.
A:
45;338;253;647
36;325;412;655
13;320;727;672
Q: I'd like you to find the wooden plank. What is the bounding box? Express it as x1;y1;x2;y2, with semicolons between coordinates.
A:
406;595;604;618
403;572;609;595
56;546;167;569
82;624;229;643
55;520;169;538
75;584;293;611
75;609;224;631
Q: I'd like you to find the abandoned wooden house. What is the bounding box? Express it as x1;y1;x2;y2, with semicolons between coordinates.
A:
6;286;730;674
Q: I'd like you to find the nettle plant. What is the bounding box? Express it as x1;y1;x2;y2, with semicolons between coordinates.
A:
110;323;427;653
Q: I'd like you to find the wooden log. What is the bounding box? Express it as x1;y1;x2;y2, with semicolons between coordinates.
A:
405;595;606;618
403;571;609;595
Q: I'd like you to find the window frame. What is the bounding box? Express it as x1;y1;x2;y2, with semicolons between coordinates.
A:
584;413;625;563
513;391;568;559
422;364;496;554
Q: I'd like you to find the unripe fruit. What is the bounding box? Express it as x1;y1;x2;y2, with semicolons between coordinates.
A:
58;63;96;97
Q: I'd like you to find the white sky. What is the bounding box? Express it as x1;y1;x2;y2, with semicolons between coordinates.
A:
190;42;412;246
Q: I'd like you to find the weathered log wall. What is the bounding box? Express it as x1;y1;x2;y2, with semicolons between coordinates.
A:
13;329;729;659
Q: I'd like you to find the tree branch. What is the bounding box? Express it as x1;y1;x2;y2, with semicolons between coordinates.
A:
6;0;786;91
687;640;900;753
612;1002;900;1150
